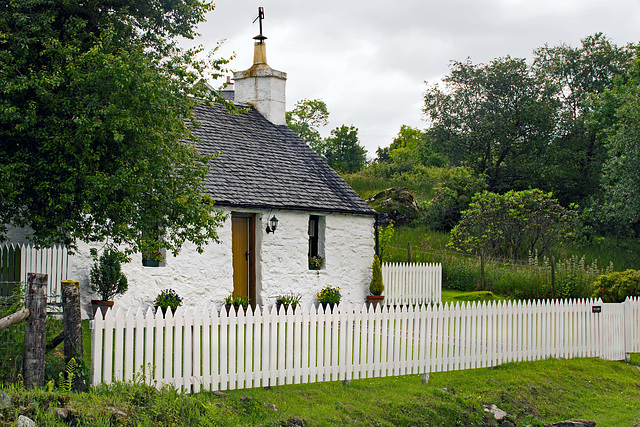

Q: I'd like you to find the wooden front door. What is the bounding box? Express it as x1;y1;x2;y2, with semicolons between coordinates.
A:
231;215;255;302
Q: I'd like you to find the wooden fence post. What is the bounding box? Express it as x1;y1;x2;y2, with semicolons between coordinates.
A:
480;250;485;290
62;280;85;392
24;272;47;387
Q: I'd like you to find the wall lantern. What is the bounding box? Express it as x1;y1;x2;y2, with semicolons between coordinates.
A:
266;215;278;234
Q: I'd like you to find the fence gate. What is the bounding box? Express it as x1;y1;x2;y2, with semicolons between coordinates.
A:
0;243;69;304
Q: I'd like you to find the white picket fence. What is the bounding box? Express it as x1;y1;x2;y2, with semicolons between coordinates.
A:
0;243;69;303
90;297;640;392
382;262;442;305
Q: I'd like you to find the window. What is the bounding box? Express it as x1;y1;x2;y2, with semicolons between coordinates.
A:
308;215;325;270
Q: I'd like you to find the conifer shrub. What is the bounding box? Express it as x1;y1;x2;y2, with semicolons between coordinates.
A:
370;255;384;295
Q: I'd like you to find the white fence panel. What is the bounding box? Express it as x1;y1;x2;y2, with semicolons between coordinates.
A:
382;262;442;305
0;243;68;303
91;298;640;392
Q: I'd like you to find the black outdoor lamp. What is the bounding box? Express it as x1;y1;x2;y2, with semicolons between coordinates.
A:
266;215;278;234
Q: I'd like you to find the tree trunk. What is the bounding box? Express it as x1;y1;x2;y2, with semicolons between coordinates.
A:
24;273;47;388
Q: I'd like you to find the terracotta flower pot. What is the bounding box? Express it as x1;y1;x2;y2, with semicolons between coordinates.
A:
366;295;385;310
91;299;114;319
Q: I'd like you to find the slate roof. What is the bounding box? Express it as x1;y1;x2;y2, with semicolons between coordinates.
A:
191;102;376;216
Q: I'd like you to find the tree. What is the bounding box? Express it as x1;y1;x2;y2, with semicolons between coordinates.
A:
532;33;636;205
316;125;367;173
285;98;329;150
593;55;640;240
0;0;229;256
425;57;558;194
449;189;578;259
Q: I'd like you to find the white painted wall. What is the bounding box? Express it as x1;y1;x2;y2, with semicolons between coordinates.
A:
6;209;375;317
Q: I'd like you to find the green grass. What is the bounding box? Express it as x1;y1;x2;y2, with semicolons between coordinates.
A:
441;289;508;304
3;356;639;426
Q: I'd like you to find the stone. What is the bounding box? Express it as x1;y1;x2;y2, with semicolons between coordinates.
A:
49;407;71;420
212;391;227;398
263;402;279;412
483;404;507;421
0;390;10;409
105;406;127;418
366;187;421;225
551;421;596;427
240;396;252;402
16;415;37;427
282;416;306;427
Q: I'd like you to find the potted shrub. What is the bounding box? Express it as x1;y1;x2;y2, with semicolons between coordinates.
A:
90;247;128;318
317;285;340;312
367;255;385;309
154;288;182;317
275;293;302;314
308;255;325;270
224;294;250;314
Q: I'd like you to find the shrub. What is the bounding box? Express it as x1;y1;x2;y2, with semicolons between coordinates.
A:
442;261;477;292
154;289;182;310
369;255;384;295
593;269;640;303
90;247;128;301
317;285;341;304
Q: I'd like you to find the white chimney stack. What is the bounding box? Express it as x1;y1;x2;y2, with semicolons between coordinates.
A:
232;21;287;125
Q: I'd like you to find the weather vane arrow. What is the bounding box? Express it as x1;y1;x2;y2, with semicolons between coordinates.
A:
253;7;267;42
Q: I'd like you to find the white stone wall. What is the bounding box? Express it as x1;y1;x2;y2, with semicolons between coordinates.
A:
6;209;375;316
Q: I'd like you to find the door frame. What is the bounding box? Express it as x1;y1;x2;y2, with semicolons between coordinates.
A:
231;213;256;305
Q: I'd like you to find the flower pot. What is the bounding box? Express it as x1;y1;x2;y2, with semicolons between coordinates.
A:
225;304;247;315
366;295;385;310
91;299;114;319
142;258;160;267
276;303;297;314
320;302;338;313
154;306;176;317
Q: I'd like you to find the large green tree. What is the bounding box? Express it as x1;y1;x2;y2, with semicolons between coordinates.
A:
424;57;558;194
285;98;329;150
316;125;367;173
593;54;640;239
532;33;636;205
0;0;229;255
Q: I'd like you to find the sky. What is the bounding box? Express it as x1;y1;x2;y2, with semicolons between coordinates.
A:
186;0;640;157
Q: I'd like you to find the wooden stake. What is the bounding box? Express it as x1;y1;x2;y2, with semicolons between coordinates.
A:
62;280;85;391
0;309;29;332
24;273;47;388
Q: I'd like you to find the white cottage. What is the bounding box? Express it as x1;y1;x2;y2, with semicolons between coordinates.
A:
44;36;376;315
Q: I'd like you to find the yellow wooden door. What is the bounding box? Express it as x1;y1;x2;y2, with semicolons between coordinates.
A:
232;216;249;298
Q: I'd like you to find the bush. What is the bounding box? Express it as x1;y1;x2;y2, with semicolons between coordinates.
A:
90;247;128;301
442;261;478;292
593;269;640;302
370;255;384;295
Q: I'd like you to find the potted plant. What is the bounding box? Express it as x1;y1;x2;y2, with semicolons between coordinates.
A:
275;293;302;314
308;255;325;270
367;255;385;309
224;294;250;314
154;288;182;317
317;285;341;312
90;247;128;318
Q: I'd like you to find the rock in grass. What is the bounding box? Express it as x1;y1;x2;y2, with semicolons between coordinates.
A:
0;390;10;409
263;402;279;412
16;415;37;427
212;391;227;398
281;416;306;426
483;404;507;420
552;421;596;427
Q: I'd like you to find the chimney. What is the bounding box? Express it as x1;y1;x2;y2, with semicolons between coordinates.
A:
232;15;287;125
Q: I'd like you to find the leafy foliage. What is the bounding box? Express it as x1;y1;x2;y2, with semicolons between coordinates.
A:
593;269;640;302
369;255;384;295
315;125;367;173
449;189;578;259
90;247;128;301
153;289;182;310
316;285;341;304
0;0;229;256
285;98;329;147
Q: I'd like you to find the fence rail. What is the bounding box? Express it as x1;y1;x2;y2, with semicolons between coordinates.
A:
382;262;441;305
0;243;69;303
91;297;639;392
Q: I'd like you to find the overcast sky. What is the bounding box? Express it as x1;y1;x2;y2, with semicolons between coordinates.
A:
187;0;640;157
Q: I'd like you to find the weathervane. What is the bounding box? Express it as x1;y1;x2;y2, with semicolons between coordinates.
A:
253;7;267;43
